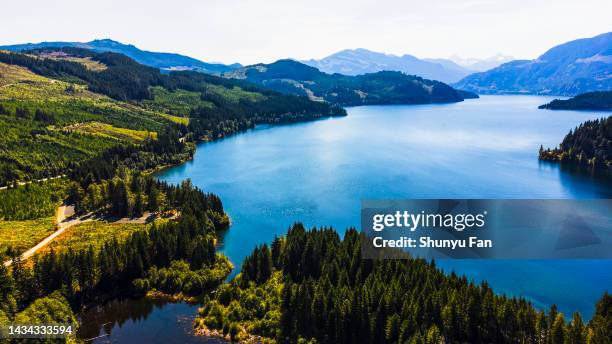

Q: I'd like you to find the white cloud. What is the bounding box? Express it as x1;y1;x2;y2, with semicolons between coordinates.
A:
1;0;610;65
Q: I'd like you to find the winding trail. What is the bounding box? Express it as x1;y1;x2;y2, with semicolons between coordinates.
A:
0;175;66;191
3;205;93;267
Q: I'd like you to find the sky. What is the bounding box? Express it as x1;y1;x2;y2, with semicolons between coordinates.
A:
1;0;611;65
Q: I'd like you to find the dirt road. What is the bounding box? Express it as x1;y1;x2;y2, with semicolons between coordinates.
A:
3;205;93;267
3;207;159;267
0;175;66;191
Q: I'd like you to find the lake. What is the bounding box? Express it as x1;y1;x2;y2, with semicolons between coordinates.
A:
158;95;611;316
81;95;611;342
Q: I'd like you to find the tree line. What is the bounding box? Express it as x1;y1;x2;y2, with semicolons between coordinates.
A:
540;116;611;171
68;169;166;217
539;91;612;111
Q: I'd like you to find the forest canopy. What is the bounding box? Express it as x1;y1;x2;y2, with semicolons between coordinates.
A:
196;224;611;344
0;48;345;186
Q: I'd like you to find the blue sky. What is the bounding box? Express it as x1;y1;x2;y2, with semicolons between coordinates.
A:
1;0;610;65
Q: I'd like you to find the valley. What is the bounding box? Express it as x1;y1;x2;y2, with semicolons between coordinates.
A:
0;29;610;343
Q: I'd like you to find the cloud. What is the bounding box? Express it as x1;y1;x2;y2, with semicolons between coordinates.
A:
1;0;610;65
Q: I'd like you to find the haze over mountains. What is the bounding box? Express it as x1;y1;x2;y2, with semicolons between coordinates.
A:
454;32;612;96
0;39;241;74
301;49;514;83
0;39;514;85
447;54;515;72
2;31;610;97
302;49;467;83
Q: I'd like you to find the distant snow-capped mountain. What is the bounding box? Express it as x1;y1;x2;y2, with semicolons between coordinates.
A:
302;48;473;83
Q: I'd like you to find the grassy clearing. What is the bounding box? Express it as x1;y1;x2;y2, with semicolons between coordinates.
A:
64;121;157;143
39;220;147;254
51;56;107;71
160;113;190;125
0;62;170;130
0;216;55;257
0;62;178;182
29;52;108;72
206;84;266;103
0;61;49;86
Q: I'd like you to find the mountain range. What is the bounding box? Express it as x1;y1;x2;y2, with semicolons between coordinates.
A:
3;32;610;98
223;59;476;106
0;39;240;74
302;49;473;83
453;32;612;96
300;49;514;83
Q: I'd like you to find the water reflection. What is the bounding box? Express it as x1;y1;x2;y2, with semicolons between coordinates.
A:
539;160;612;198
78;298;224;344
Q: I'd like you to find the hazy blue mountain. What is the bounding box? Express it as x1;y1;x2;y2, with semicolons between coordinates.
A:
423;58;473;73
224;59;476;106
0;39;240;74
302;48;472;83
453;32;612;96
448;54;515;72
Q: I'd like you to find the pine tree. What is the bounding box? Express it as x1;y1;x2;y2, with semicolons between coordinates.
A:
587;292;611;344
385;313;401;343
550;313;566;344
258;244;272;283
566;312;585;344
0;263;15;313
111;178;130;217
148;184;160;212
271;236;283;269
133;192;144;217
535;310;548;344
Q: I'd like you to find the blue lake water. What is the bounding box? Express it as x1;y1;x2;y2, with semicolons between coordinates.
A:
157;95;611;320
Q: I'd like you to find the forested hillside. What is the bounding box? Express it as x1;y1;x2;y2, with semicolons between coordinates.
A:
539;91;612;111
197;224;611;343
540;116;612;170
0;48;344;186
224;59;476;106
0;47;346;339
